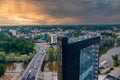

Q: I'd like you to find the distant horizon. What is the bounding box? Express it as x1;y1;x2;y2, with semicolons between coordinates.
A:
0;23;120;27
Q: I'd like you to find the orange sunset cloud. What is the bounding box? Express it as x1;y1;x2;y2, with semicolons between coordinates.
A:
0;0;81;25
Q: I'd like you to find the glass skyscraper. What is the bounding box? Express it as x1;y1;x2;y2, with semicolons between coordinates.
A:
57;35;100;80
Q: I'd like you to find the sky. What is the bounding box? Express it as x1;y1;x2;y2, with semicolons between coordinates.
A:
0;0;120;25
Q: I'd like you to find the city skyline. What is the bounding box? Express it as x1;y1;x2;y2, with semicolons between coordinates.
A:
0;0;120;25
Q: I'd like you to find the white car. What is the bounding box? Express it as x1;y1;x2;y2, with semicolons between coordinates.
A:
33;66;36;69
29;69;32;73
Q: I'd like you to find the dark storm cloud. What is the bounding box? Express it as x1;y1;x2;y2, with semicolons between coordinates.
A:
30;0;120;23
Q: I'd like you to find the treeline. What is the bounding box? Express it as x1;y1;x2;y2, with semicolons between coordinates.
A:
101;32;117;38
0;32;34;55
100;38;120;55
19;24;120;31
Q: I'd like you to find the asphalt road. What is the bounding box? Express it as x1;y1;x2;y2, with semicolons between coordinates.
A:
22;43;47;80
100;47;120;66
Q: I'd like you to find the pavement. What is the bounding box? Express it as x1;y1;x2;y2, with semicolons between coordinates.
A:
100;47;120;66
109;66;120;78
99;47;120;80
6;63;23;73
13;63;23;72
98;75;107;80
41;72;57;80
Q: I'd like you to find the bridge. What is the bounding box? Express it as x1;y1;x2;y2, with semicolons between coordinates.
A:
21;43;48;80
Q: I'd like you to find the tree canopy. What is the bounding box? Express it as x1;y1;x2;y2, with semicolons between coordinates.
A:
0;32;34;55
46;46;57;62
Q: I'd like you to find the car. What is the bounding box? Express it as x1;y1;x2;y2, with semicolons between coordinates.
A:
33;66;36;69
29;70;32;73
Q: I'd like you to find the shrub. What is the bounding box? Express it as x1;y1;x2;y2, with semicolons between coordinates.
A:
110;67;114;70
105;70;110;74
112;61;119;67
112;55;118;61
104;67;114;74
0;64;6;77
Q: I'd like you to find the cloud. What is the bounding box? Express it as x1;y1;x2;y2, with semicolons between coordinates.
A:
0;0;120;24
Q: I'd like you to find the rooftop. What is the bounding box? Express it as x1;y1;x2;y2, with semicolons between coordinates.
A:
68;34;100;44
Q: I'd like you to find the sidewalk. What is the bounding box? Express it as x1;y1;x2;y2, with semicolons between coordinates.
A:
41;72;57;80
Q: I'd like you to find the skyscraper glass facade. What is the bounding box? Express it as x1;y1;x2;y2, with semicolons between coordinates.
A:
57;36;100;80
80;44;99;80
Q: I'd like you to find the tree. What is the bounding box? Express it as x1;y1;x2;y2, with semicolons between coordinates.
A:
112;55;119;67
3;42;11;54
0;52;6;62
112;55;118;61
46;46;57;62
0;32;34;55
0;64;6;77
22;45;29;55
46;46;57;79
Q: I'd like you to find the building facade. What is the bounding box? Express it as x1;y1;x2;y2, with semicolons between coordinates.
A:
50;34;57;44
57;36;100;80
41;33;46;40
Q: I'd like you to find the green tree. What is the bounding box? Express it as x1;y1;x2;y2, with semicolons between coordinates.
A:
46;46;57;62
8;53;16;62
112;55;119;67
46;46;57;77
112;55;118;61
22;45;29;54
0;52;6;62
3;42;11;54
0;64;6;77
0;32;34;55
